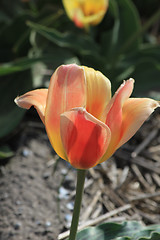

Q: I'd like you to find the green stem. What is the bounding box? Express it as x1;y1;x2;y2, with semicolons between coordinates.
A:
69;169;86;240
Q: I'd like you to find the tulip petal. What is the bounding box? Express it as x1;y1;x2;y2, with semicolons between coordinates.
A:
62;0;108;28
73;9;85;28
100;97;159;163
14;89;48;124
117;98;160;149
81;10;108;26
83;66;111;120
77;0;108;26
74;9;107;28
45;64;86;161
100;79;134;162
106;78;134;141
60;107;111;169
62;0;78;20
82;0;108;15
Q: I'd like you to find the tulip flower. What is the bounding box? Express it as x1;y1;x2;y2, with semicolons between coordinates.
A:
15;64;159;169
62;0;109;28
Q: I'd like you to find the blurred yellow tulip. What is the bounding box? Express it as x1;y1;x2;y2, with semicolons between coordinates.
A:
62;0;109;28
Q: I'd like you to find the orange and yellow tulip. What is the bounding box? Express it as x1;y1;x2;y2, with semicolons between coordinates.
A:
62;0;108;28
15;64;159;169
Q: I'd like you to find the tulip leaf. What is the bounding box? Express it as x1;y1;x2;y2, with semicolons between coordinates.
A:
0;71;32;139
73;221;160;240
109;0;119;19
0;49;76;76
127;45;160;63
0;145;14;159
139;232;160;240
101;0;120;60
109;58;160;95
141;45;160;61
27;21;100;56
116;0;142;54
131;59;160;96
116;45;160;95
101;0;141;63
0;58;42;76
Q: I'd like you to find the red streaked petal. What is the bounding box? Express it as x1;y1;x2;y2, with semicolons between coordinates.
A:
14;89;48;124
100;97;159;163
105;78;134;122
105;79;134;149
45;64;86;160
83;66;111;120
117;98;160;149
99;79;134;163
60;107;111;169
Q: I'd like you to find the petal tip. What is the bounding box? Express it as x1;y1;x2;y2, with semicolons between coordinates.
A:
14;97;18;105
14;95;30;110
128;78;135;83
59;63;81;71
121;78;134;88
14;96;25;108
152;100;160;109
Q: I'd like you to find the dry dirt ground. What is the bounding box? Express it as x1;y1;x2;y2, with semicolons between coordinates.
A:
0;108;160;240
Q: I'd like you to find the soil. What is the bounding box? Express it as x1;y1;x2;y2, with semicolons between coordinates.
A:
0;125;61;240
0;108;160;240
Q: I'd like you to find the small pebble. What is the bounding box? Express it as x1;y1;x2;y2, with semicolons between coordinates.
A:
65;214;72;222
0;192;9;200
15;200;21;205
66;202;74;211
22;148;32;157
43;172;50;179
35;220;42;226
14;222;21;230
45;221;52;227
61;168;67;175
59;187;69;199
9;231;14;237
28;174;34;179
15;207;23;216
65;214;72;228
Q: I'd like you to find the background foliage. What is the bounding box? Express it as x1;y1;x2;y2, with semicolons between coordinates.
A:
0;0;160;139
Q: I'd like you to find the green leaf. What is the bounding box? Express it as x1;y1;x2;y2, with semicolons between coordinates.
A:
0;58;41;76
27;21;100;56
0;10;10;26
139;232;160;240
76;221;142;240
131;59;160;96
109;0;119;19
149;91;160;101
108;44;160;94
101;0;120;60
116;0;141;54
130;45;160;63
0;71;32;139
0;13;33;61
0;54;61;76
101;0;141;67
0;145;14;159
74;221;160;240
